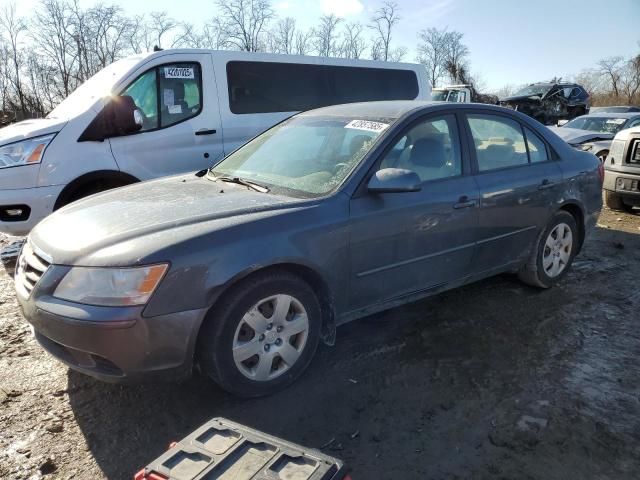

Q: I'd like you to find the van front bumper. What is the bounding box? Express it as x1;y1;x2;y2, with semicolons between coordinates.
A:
0;184;63;236
16;285;209;383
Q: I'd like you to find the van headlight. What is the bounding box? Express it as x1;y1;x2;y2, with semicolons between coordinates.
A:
0;134;56;169
54;264;168;306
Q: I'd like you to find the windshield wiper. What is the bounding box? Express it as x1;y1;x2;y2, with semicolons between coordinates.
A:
212;174;270;193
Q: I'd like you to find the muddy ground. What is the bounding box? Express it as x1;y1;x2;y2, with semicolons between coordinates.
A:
1;206;640;480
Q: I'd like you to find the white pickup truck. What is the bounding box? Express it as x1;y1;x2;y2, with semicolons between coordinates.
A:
432;84;498;105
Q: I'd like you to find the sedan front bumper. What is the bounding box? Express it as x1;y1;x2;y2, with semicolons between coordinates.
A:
16;264;209;383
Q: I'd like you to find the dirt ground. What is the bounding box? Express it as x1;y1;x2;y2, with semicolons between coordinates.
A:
1;206;640;480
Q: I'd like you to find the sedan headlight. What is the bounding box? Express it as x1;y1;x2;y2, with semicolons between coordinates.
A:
0;134;56;169
54;264;168;306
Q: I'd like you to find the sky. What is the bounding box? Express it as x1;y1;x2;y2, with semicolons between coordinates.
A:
13;0;640;91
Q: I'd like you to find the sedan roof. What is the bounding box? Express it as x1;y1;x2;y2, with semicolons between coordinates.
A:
298;100;512;120
583;112;640;119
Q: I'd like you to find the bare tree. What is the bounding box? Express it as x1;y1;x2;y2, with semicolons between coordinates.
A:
620;55;640;104
0;2;27;114
294;29;312;55
368;1;400;62
31;0;78;99
340;22;366;59
270;17;296;54
314;14;341;57
149;11;177;49
416;27;449;87
443;30;469;83
201;18;230;50
598;56;624;99
216;0;275;52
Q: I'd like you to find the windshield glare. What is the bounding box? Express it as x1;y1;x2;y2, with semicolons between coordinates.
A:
564;116;628;134
210;116;393;197
47;56;141;120
513;84;552;97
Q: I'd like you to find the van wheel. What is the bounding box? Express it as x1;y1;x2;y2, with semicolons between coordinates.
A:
197;271;321;397
604;190;633;212
518;211;578;289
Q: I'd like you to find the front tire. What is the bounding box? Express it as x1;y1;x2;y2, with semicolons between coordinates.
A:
518;211;578;289
197;271;321;397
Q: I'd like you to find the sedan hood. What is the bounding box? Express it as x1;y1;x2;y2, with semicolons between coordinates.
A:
30;174;302;264
0;117;67;146
550;126;614;145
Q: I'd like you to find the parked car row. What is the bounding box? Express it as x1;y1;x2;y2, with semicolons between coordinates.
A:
0;49;613;396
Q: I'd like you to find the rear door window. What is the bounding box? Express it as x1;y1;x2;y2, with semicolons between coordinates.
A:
467;114;528;171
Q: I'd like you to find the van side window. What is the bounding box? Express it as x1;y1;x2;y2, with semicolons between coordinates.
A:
121;62;202;132
159;63;202;128
123;69;158;131
226;61;419;115
467;114;528;171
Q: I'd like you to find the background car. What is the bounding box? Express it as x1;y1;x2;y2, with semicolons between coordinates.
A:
500;82;590;124
589;106;640;113
16;101;602;397
550;112;640;162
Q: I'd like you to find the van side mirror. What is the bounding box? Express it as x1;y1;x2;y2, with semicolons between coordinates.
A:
368;168;422;193
78;95;143;142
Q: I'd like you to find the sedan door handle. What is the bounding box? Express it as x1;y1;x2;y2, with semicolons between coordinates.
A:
453;196;477;209
538;179;555;190
195;128;217;136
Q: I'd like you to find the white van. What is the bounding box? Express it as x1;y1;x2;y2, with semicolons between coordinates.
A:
0;49;429;235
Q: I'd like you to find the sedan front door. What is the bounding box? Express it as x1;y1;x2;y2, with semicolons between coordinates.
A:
348;113;479;312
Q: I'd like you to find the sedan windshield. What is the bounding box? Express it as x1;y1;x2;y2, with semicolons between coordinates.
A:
210;115;392;197
564;116;628;134
513;84;553;97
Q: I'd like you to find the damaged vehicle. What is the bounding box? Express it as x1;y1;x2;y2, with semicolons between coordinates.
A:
500;82;589;124
551;113;640;162
15;101;602;397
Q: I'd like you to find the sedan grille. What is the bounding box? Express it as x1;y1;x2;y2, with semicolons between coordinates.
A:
14;242;51;298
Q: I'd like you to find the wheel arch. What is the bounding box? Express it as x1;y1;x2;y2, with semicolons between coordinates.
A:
558;201;585;253
204;262;338;347
54;170;140;210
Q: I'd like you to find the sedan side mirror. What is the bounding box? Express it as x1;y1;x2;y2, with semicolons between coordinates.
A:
368;168;422;193
78;95;143;141
557;119;569;127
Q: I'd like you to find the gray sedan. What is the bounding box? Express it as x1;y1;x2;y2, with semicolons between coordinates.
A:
15;101;603;397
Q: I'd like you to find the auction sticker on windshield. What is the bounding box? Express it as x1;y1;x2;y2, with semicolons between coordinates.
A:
345;120;389;133
164;67;194;79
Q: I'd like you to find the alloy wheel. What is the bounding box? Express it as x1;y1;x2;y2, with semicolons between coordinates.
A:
232;294;309;381
542;222;573;278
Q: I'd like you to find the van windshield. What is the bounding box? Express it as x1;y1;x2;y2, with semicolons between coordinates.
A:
210;115;393;197
47;56;143;120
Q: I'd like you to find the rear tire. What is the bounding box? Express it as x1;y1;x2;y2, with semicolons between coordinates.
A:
197;271;321;397
518;211;578;289
604;190;633;212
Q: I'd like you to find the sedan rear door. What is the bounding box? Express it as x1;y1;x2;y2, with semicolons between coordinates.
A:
463;112;563;274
